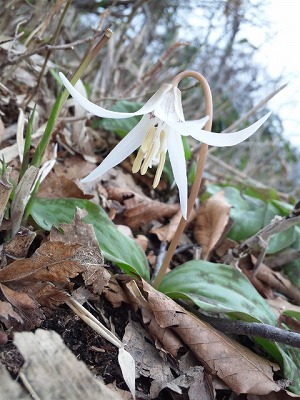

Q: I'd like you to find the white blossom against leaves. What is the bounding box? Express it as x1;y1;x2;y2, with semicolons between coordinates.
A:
60;72;271;219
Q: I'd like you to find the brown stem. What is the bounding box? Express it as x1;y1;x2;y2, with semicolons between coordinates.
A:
153;71;213;288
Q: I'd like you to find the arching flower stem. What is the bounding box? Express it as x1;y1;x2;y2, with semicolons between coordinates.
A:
152;71;213;289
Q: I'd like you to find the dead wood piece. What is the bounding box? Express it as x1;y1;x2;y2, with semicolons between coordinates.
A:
13;329;121;400
0;362;31;400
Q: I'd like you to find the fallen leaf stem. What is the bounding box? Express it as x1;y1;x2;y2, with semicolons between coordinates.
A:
66;297;123;348
153;70;213;288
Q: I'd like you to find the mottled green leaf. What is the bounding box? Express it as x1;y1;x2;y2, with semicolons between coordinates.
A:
158;260;276;324
31;197;149;280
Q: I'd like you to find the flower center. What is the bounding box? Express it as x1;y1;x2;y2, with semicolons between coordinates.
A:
132;123;166;188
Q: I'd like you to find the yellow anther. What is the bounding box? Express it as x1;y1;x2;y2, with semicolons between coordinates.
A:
153;151;166;188
132;125;166;185
140;142;155;174
132;148;145;173
141;126;156;153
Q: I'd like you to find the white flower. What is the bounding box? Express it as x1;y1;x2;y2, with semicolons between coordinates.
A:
59;72;271;219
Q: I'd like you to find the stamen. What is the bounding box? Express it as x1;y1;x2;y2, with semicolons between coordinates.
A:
141;126;156;153
153;151;166;188
140;143;155;175
156;130;166;157
132;148;145;173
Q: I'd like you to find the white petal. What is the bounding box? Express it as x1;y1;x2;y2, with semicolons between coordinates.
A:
170;112;271;146
166;127;188;219
154;86;184;123
171;116;210;136
59;72;172;119
81;115;150;182
138;84;173;115
173;86;185;121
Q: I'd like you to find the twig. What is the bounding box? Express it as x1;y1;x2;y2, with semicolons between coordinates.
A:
240;214;300;255
0;29;106;70
25;0;72;106
222;83;287;133
19;372;41;400
179;300;300;348
122;41;188;97
224;214;300;271
208;317;300;348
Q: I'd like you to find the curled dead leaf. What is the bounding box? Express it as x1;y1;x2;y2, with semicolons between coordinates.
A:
106;185;180;229
194;191;232;260
139;280;280;395
0;283;44;330
38;172;93;199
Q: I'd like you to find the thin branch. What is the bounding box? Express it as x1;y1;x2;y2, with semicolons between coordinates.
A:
179;300;300;348
0;29;106;70
222;83;287;133
224;214;300;271
207;152;290;201
208;317;300;348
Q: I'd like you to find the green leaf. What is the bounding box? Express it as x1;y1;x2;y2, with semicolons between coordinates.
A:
282;310;300;321
278;345;300;394
94;100;143;138
264;201;297;254
158;260;300;392
219;186;266;240
158;260;276;324
181;136;191;160
30;197;149;280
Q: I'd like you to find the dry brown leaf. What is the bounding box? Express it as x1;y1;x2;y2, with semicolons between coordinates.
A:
248;390;300;400
194;191;232;260
150;208;196;242
0;283;44;330
106;185;180;229
0;298;23;325
103;276;130;308
246;256;300;305
0;242;84;285
38;172;93;199
50;208;110;294
54;155;96;181
268;297;300;314
0;235;108;330
140;280;280;395
123;319;175;398
0;241;95;330
4;227;36;259
163;366;212;400
125;279;184;356
50;207;99;247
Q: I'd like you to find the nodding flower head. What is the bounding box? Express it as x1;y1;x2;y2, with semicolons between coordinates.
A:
59;72;271;219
